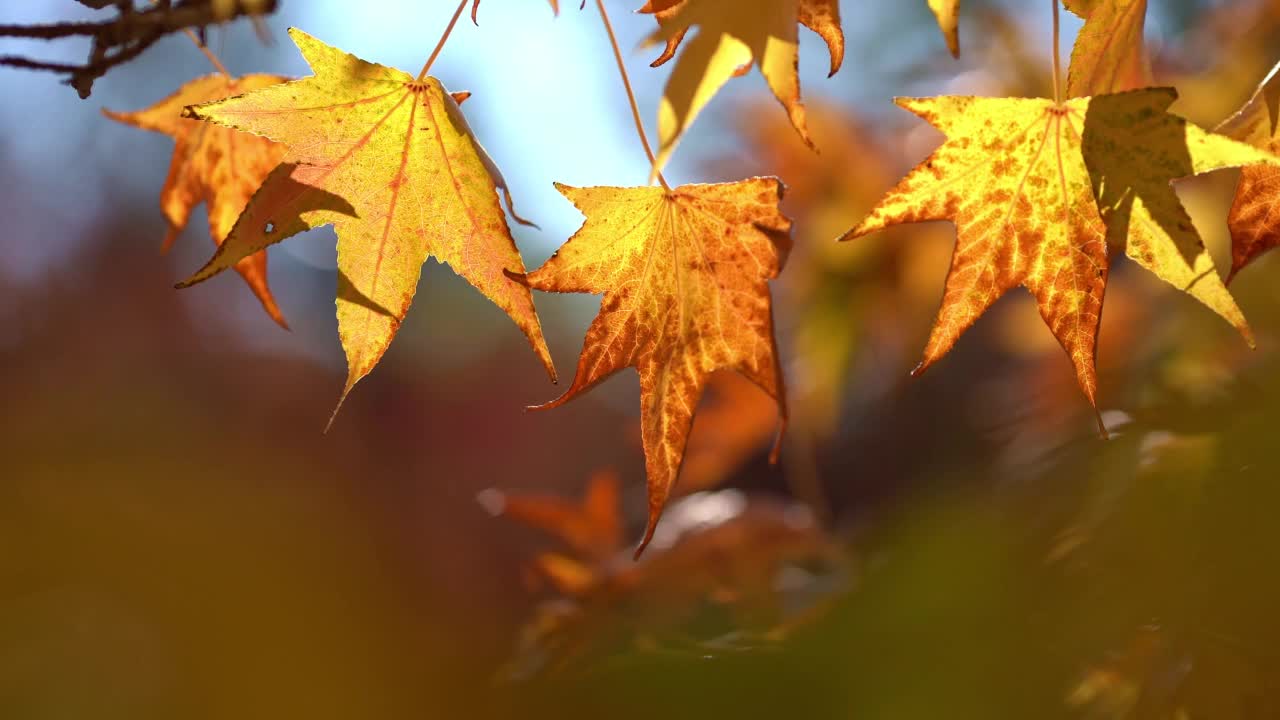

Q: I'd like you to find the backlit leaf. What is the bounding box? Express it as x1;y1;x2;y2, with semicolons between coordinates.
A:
104;74;290;328
842;90;1280;426
1216;60;1280;281
177;29;555;420
639;0;844;178
1064;0;1153;98
524;178;791;553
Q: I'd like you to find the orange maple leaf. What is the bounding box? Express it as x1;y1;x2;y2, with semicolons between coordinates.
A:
478;469;623;564
104;74;290;328
843;90;1280;428
1064;0;1154;98
523;178;791;554
175;30;555;420
1217;60;1280;282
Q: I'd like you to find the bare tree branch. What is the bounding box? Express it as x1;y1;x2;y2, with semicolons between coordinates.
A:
0;0;279;98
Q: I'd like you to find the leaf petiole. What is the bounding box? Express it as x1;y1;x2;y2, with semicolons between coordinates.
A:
419;0;469;81
596;0;671;192
1051;0;1062;105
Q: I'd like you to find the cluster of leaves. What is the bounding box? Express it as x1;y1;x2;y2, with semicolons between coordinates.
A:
478;471;845;678
92;0;1280;551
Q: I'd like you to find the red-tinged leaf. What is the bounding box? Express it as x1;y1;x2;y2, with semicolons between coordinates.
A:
104;74;290;328
525;178;791;554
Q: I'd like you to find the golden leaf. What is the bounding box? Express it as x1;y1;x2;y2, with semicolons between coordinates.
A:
104;74;290;328
639;0;843;178
1064;0;1153;98
176;29;555;421
524;178;791;553
843;90;1280;426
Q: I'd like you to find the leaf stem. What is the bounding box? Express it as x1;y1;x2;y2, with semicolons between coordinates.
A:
180;28;231;78
595;0;671;192
1051;0;1062;104
148;0;231;79
419;0;468;81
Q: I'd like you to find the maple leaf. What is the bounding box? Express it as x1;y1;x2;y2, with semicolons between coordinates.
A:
1216;60;1280;282
927;0;960;57
104;74;290;328
176;29;555;418
523;178;791;553
639;0;844;177
842;90;1280;422
478;469;623;563
679;371;783;496
1064;0;1153;97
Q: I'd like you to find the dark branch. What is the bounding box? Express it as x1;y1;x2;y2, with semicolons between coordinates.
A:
0;0;279;98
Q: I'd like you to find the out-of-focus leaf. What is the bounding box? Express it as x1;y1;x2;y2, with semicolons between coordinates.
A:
104;74;290;328
1216;60;1280;282
927;0;960;57
638;0;844;177
679;372;784;495
491;483;847;681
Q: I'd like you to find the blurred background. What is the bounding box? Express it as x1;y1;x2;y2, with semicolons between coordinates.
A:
3;0;1280;717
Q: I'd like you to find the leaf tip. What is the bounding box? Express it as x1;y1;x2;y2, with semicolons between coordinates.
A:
503;267;531;287
633;519;657;561
768;417;786;466
324;392;350;435
161;226;180;255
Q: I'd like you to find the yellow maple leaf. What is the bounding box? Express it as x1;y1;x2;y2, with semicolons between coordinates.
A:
176;29;555;419
104;74;290;328
1064;0;1154;98
843;89;1280;424
1216;60;1280;281
640;0;844;178
641;0;969;178
523;178;791;553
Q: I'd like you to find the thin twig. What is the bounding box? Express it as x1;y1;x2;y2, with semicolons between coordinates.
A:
419;0;469;81
596;0;670;191
163;0;231;79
